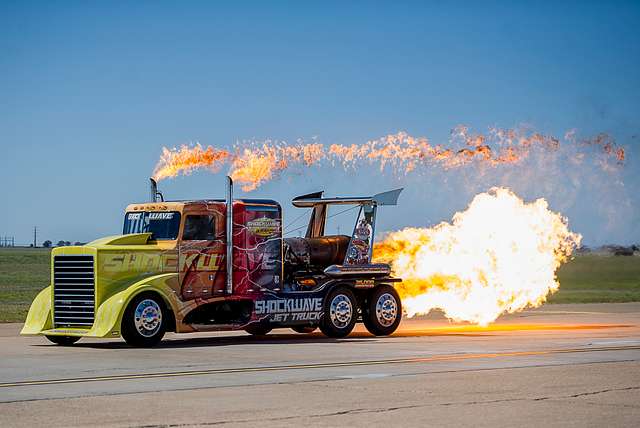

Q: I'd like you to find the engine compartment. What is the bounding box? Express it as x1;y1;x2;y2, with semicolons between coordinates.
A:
283;235;350;273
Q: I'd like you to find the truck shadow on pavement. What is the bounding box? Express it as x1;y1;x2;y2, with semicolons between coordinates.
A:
33;330;495;349
31;324;627;349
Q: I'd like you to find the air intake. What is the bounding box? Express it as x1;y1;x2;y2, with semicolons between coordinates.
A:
52;255;95;328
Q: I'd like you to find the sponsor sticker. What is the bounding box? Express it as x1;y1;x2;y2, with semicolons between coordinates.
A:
149;212;174;220
354;279;375;288
247;217;280;237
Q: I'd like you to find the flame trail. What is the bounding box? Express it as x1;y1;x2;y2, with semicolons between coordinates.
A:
373;188;582;325
151;127;625;191
154;144;231;179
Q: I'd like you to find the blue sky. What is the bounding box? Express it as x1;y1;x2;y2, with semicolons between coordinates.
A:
1;1;639;245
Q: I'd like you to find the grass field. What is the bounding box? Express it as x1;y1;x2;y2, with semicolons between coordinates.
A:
0;248;51;323
550;254;640;304
0;248;638;322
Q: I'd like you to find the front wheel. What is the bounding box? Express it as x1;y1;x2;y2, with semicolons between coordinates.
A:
45;335;80;346
121;293;166;347
363;285;402;336
320;286;357;338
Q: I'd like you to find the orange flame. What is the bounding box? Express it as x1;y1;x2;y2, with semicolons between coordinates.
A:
151;127;624;191
229;142;325;191
373;188;582;325
152;144;231;181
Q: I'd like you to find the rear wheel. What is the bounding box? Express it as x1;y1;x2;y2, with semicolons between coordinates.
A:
121;293;166;347
45;335;80;346
363;285;402;336
291;326;317;334
244;324;272;336
320;286;357;338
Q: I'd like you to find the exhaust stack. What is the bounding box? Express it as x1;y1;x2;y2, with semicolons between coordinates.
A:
149;178;164;202
225;176;233;294
150;178;158;202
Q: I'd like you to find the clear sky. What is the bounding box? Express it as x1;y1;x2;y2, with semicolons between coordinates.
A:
1;1;639;246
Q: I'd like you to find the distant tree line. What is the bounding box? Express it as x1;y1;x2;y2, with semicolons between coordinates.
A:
577;244;639;256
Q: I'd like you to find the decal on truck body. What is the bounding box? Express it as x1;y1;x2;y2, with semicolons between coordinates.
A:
255;297;323;323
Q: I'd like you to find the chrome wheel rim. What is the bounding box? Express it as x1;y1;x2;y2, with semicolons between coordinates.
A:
375;293;398;327
329;294;353;328
134;299;162;337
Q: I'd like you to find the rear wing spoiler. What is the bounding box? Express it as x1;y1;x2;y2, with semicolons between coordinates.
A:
292;188;403;208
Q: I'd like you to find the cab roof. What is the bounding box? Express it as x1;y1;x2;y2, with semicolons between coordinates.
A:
125;199;280;212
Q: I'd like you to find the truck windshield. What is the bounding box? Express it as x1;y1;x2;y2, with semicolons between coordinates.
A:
123;212;181;240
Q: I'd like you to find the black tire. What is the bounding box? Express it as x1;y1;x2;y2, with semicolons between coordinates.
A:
363;285;402;336
291;326;317;334
45;335;80;346
320;286;358;338
244;324;272;336
121;292;166;347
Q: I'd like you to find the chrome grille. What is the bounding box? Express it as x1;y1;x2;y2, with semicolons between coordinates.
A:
53;255;95;328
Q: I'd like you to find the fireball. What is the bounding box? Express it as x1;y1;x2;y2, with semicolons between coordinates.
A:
373;188;582;325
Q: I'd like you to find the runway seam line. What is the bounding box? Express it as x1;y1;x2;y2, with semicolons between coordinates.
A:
1;344;639;389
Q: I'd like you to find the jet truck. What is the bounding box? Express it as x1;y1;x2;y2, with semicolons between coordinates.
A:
21;178;403;347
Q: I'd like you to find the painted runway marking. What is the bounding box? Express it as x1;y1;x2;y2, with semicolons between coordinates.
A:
1;345;638;389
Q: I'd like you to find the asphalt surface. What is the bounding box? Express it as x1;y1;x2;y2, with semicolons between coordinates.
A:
1;302;639;427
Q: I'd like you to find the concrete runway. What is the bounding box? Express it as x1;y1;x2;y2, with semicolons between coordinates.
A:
1;303;639;427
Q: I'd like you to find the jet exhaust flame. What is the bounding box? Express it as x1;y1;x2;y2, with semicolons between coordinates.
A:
373;188;582;325
151;127;625;191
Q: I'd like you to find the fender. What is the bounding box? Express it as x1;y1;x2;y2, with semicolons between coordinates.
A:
89;272;181;337
20;286;53;335
22;273;183;338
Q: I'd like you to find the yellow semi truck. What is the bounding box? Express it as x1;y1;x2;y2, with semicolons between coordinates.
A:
22;178;403;347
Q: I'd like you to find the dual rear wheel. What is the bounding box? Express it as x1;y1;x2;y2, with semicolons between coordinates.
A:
319;287;359;338
362;285;402;336
320;285;402;338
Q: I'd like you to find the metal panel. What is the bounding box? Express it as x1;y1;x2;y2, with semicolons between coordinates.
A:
291;188;403;208
225;176;233;294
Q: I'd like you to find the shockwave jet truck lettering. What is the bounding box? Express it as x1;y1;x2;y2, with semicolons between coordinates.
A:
21;177;404;347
